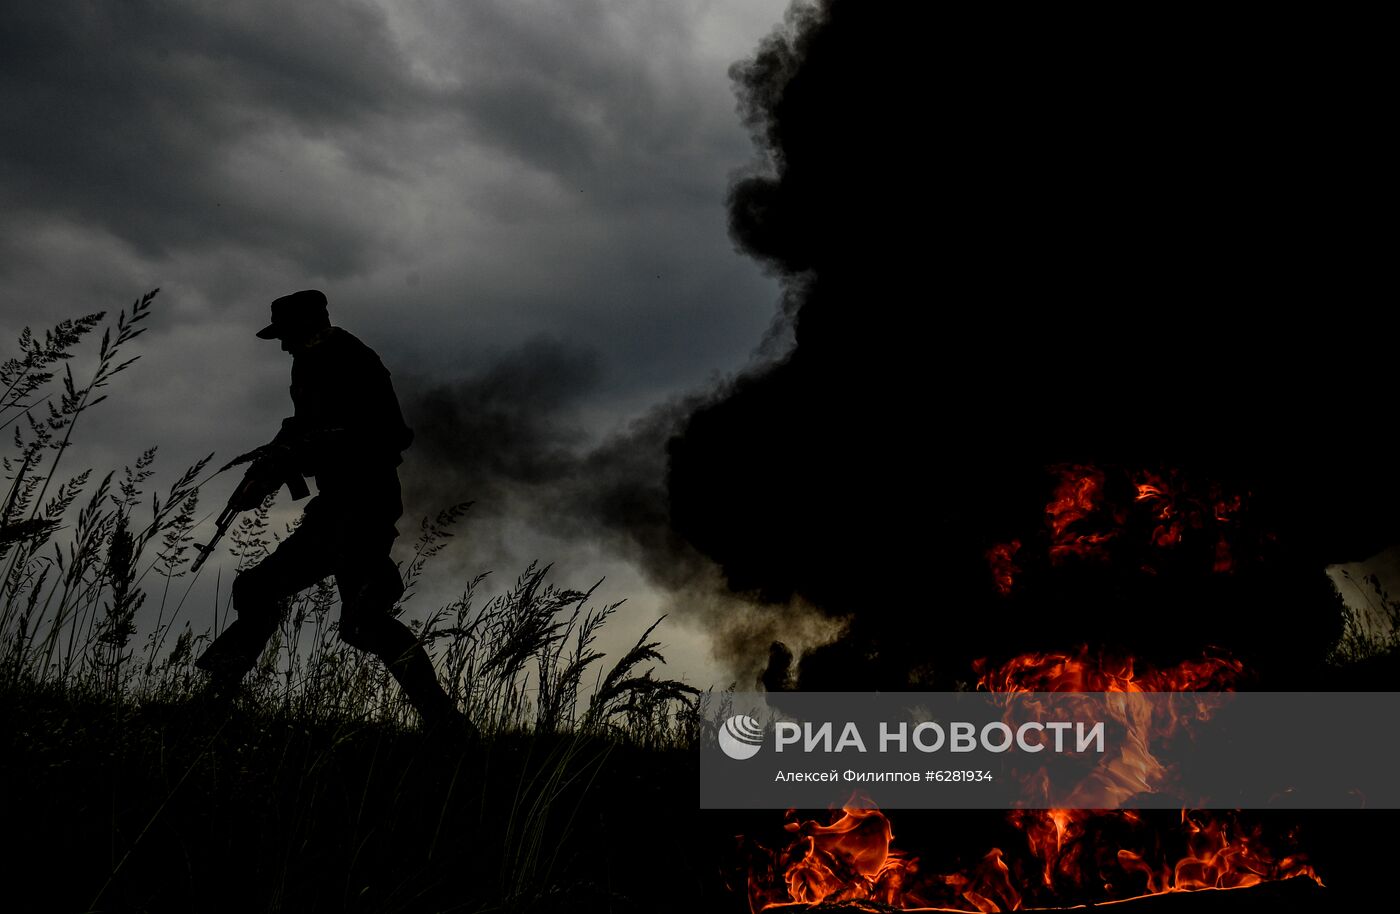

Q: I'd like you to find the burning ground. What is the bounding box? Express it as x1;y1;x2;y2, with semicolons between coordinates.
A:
740;650;1326;912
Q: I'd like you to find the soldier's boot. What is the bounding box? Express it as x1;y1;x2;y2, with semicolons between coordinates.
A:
193;624;264;716
342;562;479;740
389;641;480;741
193;573;281;706
348;613;478;739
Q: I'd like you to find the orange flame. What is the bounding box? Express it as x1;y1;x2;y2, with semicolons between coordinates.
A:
742;649;1320;911
988;464;1253;591
985;540;1021;596
973;646;1244;694
973;648;1241;810
1046;464;1117;563
1115;809;1319;895
746;799;1021;913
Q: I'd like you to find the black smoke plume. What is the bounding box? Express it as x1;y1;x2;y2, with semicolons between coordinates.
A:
667;2;1397;688
397;338;839;684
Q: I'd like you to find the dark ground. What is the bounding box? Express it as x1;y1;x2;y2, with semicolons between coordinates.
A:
4;679;1398;914
0;685;714;914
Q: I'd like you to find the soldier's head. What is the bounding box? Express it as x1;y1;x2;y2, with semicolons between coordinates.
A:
258;290;331;353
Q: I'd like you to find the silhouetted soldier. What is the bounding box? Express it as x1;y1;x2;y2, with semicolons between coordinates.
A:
195;290;468;731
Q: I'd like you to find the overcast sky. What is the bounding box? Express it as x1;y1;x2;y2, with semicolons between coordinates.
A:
1;0;800;688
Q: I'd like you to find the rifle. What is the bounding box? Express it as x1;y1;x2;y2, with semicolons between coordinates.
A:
191;448;310;573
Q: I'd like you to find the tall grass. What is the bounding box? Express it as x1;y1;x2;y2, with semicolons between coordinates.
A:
0;295;729;914
0;293;701;745
1329;567;1400;665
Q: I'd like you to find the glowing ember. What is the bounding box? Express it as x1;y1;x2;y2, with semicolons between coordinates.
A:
1046;464;1117;563
985;540;1021;596
1136;470;1187;548
987;464;1255;591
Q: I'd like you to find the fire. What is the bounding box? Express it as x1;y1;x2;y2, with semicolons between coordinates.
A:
741;649;1321;912
744;802;1318;912
985;540;1020;596
1135;471;1185;548
970;648;1247;808
1046;464;1118;563
746;802;933;911
1133;471;1246;565
1116;810;1319;895
1005;807;1320;905
972;646;1244;694
988;464;1254;591
745;800;1021;913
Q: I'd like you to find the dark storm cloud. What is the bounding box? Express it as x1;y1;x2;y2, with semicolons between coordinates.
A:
432;2;727;193
0;1;772;289
0;0;789;457
666;1;1400;688
0;0;427;275
0;0;794;687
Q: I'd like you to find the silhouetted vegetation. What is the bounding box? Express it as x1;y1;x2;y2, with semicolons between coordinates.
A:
1329;569;1400;665
0;296;718;913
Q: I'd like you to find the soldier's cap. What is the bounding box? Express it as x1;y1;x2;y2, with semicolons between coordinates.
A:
257;289;330;340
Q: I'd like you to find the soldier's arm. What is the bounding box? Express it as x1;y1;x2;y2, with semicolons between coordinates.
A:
333;356;412;457
274;349;411;466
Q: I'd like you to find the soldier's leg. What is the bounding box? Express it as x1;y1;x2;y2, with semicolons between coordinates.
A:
194;522;334;689
336;554;465;728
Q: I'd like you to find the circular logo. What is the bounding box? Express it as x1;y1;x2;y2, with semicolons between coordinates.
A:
718;715;765;760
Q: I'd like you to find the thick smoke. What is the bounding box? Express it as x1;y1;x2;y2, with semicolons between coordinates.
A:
397;337;841;686
666;2;1398;687
399;337;696;584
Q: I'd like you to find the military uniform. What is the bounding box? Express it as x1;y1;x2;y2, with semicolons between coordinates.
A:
196;292;463;729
